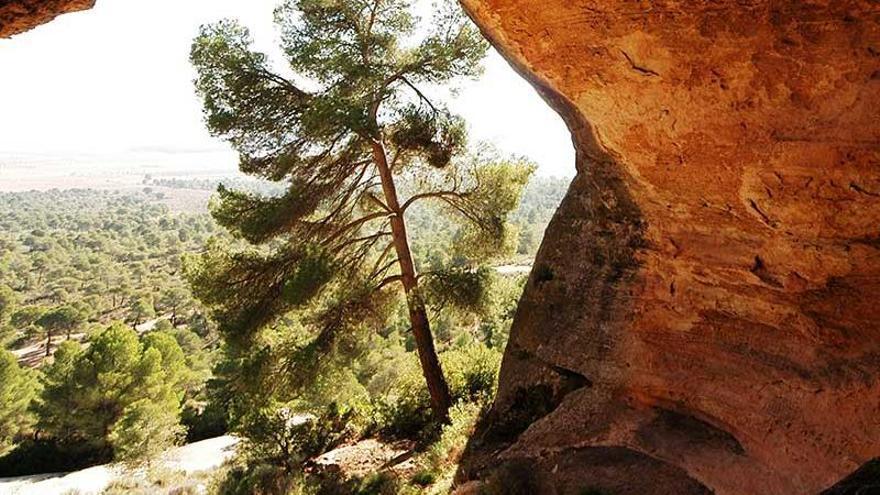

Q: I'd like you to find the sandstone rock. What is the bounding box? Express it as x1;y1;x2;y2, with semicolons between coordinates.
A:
458;1;880;494
0;0;95;38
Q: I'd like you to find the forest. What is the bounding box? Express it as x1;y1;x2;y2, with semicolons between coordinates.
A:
0;173;566;493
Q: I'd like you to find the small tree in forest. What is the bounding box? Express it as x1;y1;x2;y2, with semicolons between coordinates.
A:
0;350;36;453
188;0;531;420
36;324;186;461
35;305;86;356
158;286;191;327
126;296;156;329
0;285;19;344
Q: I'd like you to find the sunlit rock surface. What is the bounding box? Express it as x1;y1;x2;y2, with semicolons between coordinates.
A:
458;1;880;494
0;0;95;38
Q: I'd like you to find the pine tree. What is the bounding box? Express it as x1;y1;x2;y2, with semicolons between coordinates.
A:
36;324;186;461
0;350;36;453
188;0;532;420
35;305;86;356
0;285;18;344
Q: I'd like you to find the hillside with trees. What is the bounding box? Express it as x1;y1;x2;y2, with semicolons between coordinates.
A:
0;175;565;489
0;0;571;491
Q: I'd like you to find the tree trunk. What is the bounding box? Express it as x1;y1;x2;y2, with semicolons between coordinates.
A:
45;331;51;357
371;140;453;421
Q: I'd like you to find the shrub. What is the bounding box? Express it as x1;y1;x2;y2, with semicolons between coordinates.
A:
411;400;485;493
181;400;228;442
0;438;106;476
371;342;501;438
354;472;402;495
109;399;185;463
213;463;299;495
237;402;355;473
443;343;501;402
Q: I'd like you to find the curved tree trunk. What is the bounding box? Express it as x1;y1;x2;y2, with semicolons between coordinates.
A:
371;140;453;422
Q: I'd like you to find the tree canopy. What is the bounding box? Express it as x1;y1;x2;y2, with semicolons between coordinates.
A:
36;305;86;356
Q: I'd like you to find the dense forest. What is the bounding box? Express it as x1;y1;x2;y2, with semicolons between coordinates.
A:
0;174;566;492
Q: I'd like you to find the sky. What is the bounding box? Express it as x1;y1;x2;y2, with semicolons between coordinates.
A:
0;0;574;178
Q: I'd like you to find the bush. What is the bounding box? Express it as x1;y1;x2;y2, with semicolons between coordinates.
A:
109;399;185;463
0;438;106;476
371;342;500;438
237;403;355;473
371;355;434;438
353;472;401;495
443;343;501;402
181;401;228;443
212;463;299;495
411;400;485;493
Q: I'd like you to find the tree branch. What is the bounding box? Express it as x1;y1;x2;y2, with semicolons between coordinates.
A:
401;190;468;212
375;275;403;291
332;230;392;254
400;76;437;113
325;211;392;245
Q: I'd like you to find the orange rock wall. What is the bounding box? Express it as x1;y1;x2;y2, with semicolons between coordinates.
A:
459;1;880;494
0;0;95;38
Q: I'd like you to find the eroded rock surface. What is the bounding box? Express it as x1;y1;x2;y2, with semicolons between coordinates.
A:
458;1;880;494
0;0;95;38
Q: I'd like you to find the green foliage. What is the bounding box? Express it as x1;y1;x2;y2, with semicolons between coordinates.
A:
391;107;467;169
35;324;187;462
109;399;185;464
184;240;337;344
237;403;354;472
411;400;485;493
35;340;82;440
424;266;493;315
10;305;44;330
0;350;36;453
36;305;86;338
368;342;500;437
442;343;501;402
213;462;301;495
157;286;193;326
0;285;18;342
448;160;535;262
127;296;156;328
0;189;215;353
210;185;319;244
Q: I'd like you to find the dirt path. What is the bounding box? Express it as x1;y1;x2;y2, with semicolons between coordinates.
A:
0;425;415;494
314;438;416;478
0;436;239;495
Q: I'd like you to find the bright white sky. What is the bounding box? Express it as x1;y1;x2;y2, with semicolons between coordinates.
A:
0;0;573;177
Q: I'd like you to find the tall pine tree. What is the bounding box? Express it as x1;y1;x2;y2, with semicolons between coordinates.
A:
188;0;532;420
